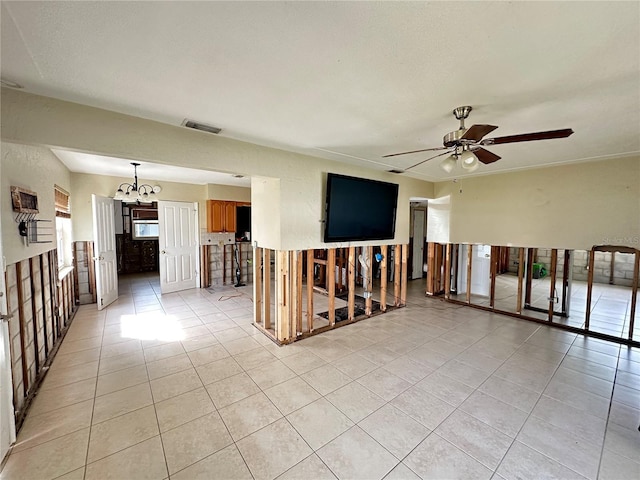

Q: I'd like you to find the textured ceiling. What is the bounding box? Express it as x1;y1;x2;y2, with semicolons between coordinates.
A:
2;1;639;183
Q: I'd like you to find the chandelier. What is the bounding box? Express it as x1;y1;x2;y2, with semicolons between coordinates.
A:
114;162;158;203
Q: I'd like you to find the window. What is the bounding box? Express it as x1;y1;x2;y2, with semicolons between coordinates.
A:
132;220;159;239
54;186;72;268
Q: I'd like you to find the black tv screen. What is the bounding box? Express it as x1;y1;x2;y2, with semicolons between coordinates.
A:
324;173;399;242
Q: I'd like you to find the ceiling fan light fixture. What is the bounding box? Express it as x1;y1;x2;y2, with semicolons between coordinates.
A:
459;150;479;171
440;155;458;173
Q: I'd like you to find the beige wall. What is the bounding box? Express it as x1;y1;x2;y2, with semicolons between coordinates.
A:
207;184;251;202
1;142;72;265
433;156;640;250
71;172;208;241
1;89;435;250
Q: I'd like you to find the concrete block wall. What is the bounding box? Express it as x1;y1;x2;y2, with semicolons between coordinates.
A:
6;258;49;413
537;249;635;287
208;242;254;286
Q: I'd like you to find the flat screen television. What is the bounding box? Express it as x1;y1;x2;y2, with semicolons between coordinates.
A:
324;173;399;242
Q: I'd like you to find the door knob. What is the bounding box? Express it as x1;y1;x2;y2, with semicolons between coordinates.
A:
161;250;167;254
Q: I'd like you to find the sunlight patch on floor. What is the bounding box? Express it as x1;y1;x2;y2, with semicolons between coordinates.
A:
120;313;185;341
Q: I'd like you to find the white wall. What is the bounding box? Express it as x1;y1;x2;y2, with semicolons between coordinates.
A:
251;177;281;250
1;142;72;265
1;89;435;251
71;172;207;241
434;156;640;250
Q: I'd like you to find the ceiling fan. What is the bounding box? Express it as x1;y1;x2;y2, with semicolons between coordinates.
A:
385;106;574;173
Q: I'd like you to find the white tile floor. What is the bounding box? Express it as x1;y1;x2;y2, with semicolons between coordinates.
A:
1;273;639;480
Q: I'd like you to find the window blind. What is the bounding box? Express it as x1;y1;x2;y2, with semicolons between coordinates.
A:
54;186;71;218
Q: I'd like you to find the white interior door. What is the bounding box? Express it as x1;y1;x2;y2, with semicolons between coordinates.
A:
412;209;426;280
158;201;199;294
92;195;118;310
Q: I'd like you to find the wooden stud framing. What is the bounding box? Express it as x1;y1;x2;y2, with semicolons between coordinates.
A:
39;254;49;357
365;246;373;316
394;245;401;305
444;244;452;300
561;250;571;314
263;249;271;330
628;251;639;341
585;248;595;330
276;250;289;341
72;243;80;304
548;249;558;322
87;242;97;304
327;248;336;327
489;246;498;308
380;245;388;312
306;249;314;331
296;251;303;335
348;247;356;320
516;248;524;314
15;262;29;397
466;245;473;304
426;243;435;294
524;248;534;307
28;258;40;373
253;247;262;326
401;244;408;306
610;252;616;285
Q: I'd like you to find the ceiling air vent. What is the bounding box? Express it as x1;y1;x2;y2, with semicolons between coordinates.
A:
182;119;222;134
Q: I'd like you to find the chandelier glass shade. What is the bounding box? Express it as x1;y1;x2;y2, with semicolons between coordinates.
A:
440;147;479;173
114;162;157;203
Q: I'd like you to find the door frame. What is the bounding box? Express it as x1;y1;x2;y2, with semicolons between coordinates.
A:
411;207;426;280
0;215;16;464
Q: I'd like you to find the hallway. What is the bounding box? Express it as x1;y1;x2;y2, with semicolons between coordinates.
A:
1;277;639;479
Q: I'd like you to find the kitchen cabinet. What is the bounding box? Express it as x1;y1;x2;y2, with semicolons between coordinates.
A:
207;200;244;233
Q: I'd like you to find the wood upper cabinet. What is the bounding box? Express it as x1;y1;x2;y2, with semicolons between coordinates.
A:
207;200;226;232
206;200;245;233
224;202;236;233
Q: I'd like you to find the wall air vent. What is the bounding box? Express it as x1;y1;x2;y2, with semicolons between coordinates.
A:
182;119;222;134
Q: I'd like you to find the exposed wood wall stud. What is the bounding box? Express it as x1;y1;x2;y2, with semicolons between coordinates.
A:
365;246;373;316
516;248;525;314
15;262;29;397
394;245;401;305
585;249;595;330
466;245;473;304
401;244;408;306
328;248;336;327
306;249;314;332
548;249;558;322
380;245;388;312
263;249;271;330
628;251;639;341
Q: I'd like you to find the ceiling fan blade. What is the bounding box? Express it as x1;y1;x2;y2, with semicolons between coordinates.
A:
481;128;574;145
382;146;448;158
405;150;454;171
473;147;501;164
461;124;498;142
